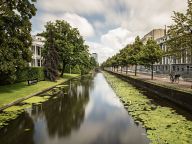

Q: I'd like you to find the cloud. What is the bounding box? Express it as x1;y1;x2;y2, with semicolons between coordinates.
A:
32;13;94;38
87;27;136;64
101;27;135;49
62;13;95;38
32;0;188;63
37;0;104;14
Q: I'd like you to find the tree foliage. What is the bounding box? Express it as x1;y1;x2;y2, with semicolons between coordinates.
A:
140;39;163;79
127;36;143;76
42;20;94;80
42;22;59;81
102;36;163;79
0;0;37;84
167;0;192;58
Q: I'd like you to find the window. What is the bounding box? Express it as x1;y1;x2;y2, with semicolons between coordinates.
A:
37;46;41;55
37;59;41;67
173;66;175;71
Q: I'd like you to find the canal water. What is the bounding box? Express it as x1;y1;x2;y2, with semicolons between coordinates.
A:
0;73;149;144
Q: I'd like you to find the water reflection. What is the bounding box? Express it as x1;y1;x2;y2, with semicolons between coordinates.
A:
0;112;34;144
0;73;149;144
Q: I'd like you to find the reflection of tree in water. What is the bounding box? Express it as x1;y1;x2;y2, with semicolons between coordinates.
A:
0;112;34;144
39;75;93;137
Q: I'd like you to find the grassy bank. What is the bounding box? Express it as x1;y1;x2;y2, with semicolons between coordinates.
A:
0;73;79;108
104;72;192;144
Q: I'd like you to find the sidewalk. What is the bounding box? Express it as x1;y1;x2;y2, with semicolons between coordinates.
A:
111;70;192;93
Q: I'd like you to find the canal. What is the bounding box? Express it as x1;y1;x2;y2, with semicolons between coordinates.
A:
0;72;149;144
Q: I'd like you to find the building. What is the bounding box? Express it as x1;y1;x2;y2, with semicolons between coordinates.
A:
141;28;166;44
91;53;98;63
154;35;192;77
141;28;192;78
29;36;45;67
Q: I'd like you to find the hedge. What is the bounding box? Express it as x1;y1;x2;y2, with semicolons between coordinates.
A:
16;67;45;82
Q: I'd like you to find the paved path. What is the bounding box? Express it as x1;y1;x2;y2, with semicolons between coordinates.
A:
110;70;192;92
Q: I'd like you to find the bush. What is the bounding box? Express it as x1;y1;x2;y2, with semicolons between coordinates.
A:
16;67;45;82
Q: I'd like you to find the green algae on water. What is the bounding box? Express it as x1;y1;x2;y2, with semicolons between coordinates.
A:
3;104;31;112
22;96;50;104
104;72;192;144
0;95;51;129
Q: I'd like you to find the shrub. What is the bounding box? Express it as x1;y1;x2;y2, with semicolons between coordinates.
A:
16;67;45;82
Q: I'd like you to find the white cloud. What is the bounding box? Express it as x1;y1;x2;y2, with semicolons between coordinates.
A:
87;27;136;64
37;0;104;14
101;27;135;49
33;13;94;38
62;13;95;38
32;0;189;63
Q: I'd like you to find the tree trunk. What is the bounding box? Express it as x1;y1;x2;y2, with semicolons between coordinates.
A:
121;66;123;73
126;66;128;75
151;63;154;80
135;64;137;76
60;61;66;77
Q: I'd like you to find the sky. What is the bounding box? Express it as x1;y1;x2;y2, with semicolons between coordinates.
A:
31;0;187;64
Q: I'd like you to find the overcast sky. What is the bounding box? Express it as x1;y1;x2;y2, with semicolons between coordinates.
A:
31;0;187;63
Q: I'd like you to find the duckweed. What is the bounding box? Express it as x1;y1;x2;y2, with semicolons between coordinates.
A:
0;95;51;129
22;96;50;104
104;72;192;144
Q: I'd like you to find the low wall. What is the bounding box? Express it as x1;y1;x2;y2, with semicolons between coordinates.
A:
107;71;192;112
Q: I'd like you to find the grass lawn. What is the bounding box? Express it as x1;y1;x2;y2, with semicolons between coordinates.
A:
0;73;79;108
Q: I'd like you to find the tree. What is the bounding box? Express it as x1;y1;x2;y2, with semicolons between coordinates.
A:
42;22;59;81
167;0;192;59
0;0;37;84
127;36;143;76
140;39;163;80
90;56;97;69
53;20;90;76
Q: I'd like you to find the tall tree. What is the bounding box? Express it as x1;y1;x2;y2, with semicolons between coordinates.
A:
0;0;37;84
54;20;90;76
42;22;59;81
128;36;143;76
140;39;163;80
167;0;192;60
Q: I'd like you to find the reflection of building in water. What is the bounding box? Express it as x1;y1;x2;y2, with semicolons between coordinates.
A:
91;53;98;63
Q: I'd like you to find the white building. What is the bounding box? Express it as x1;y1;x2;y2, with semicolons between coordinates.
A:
155;36;192;76
29;36;45;67
141;28;192;78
